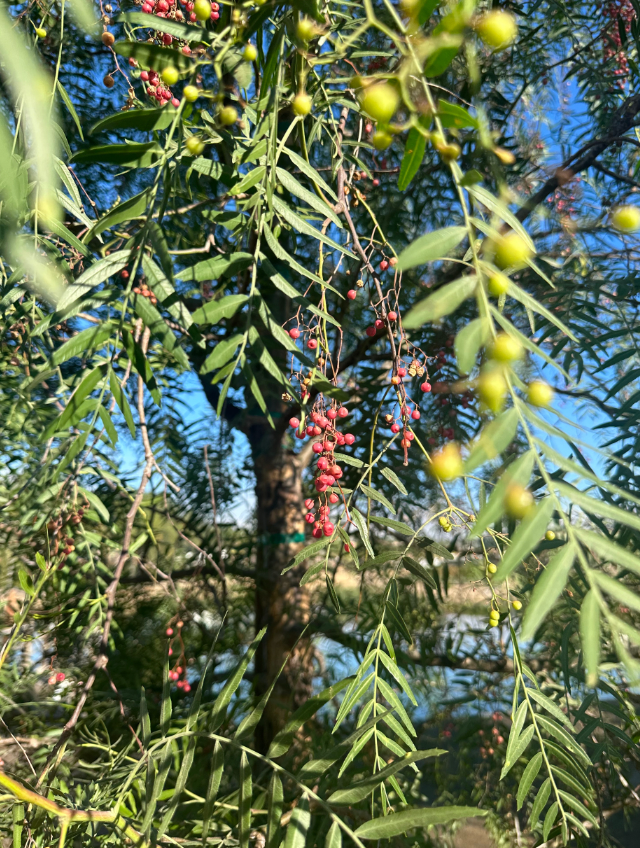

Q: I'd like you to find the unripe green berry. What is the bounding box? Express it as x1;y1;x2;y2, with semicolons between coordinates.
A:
487;272;509;297
194;0;211;20
528;380;554;408
487;562;498;574
219;106;238;125
183;85;200;102
297;17;317;41
490;333;523;364
429;443;463;481
360;82;399;124
478;368;507;413
35;27;47;38
512;600;522;611
372;130;393;150
292;93;312;116
243;43;257;62
504;484;534;519
611;205;640;232
491;232;533;269
476;10;518;51
545;530;556;541
161;66;179;86
186;137;205;155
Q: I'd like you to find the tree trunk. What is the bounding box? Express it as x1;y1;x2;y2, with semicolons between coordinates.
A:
248;416;313;752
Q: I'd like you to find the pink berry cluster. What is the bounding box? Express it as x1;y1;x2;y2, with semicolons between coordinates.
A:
602;0;635;85
289;406;354;539
365;308;397;337
139;0;219;24
166;621;191;692
478;712;506;758
140;68;181;108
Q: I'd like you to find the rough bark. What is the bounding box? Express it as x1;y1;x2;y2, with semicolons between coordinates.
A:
248;413;313;753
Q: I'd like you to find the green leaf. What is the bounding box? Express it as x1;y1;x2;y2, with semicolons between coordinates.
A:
268;677;353;758
574;527;640;578
178;254;253;283
398;126;427;191
517;752;542;810
283;794;310;848
18;568;34;597
455;317;490;374
328;750;444;805
299;710;392;781
35;553;46;573
70;142;163;168
469;451;535;538
397;226;467;272
191;294;249;324
437;99;477;129
90;108;176;135
351;508;374;556
402;556;437;590
276;167;342;227
325;822;341;848
202;742;224;844
283;538;332;573
501;700;527;778
385;601;414;645
50;322;114;366
133;294;189;369
272;196;356;259
464;408;518;472
404;275;476;327
554;482;640;534
535;716;590;765
360;483;396;514
326;572;341;612
201;334;245;374
262;229;333;292
335;452;364;468
230;166;267;196
114;39;195;71
57;80;84;140
468;187;535;252
121;328;161;406
369;515;415;536
580;589;600;686
501;724;535;779
543;801;559;842
381;466;408;495
354;806;486;839
529;778;551;828
78;488;110;522
238;753;252;848
85;189;152;240
521;543;576;640
281;147;338;201
265;774;283;848
459;169;483;187
55;250;130;311
109;370;136;438
527;689;573;730
209;628;266;731
495;498;554;581
44;366;104;438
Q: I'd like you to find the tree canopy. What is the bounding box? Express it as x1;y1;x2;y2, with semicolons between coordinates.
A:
1;0;640;846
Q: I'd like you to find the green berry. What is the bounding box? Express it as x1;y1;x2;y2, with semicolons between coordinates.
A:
183;85;200;103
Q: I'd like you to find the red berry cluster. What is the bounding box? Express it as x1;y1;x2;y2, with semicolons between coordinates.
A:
48;671;66;685
139;68;181;109
166;621;191;692
289;407;354;539
479;712;506;758
133;280;158;305
139;0;219;25
603;0;635;85
46;507;85;557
